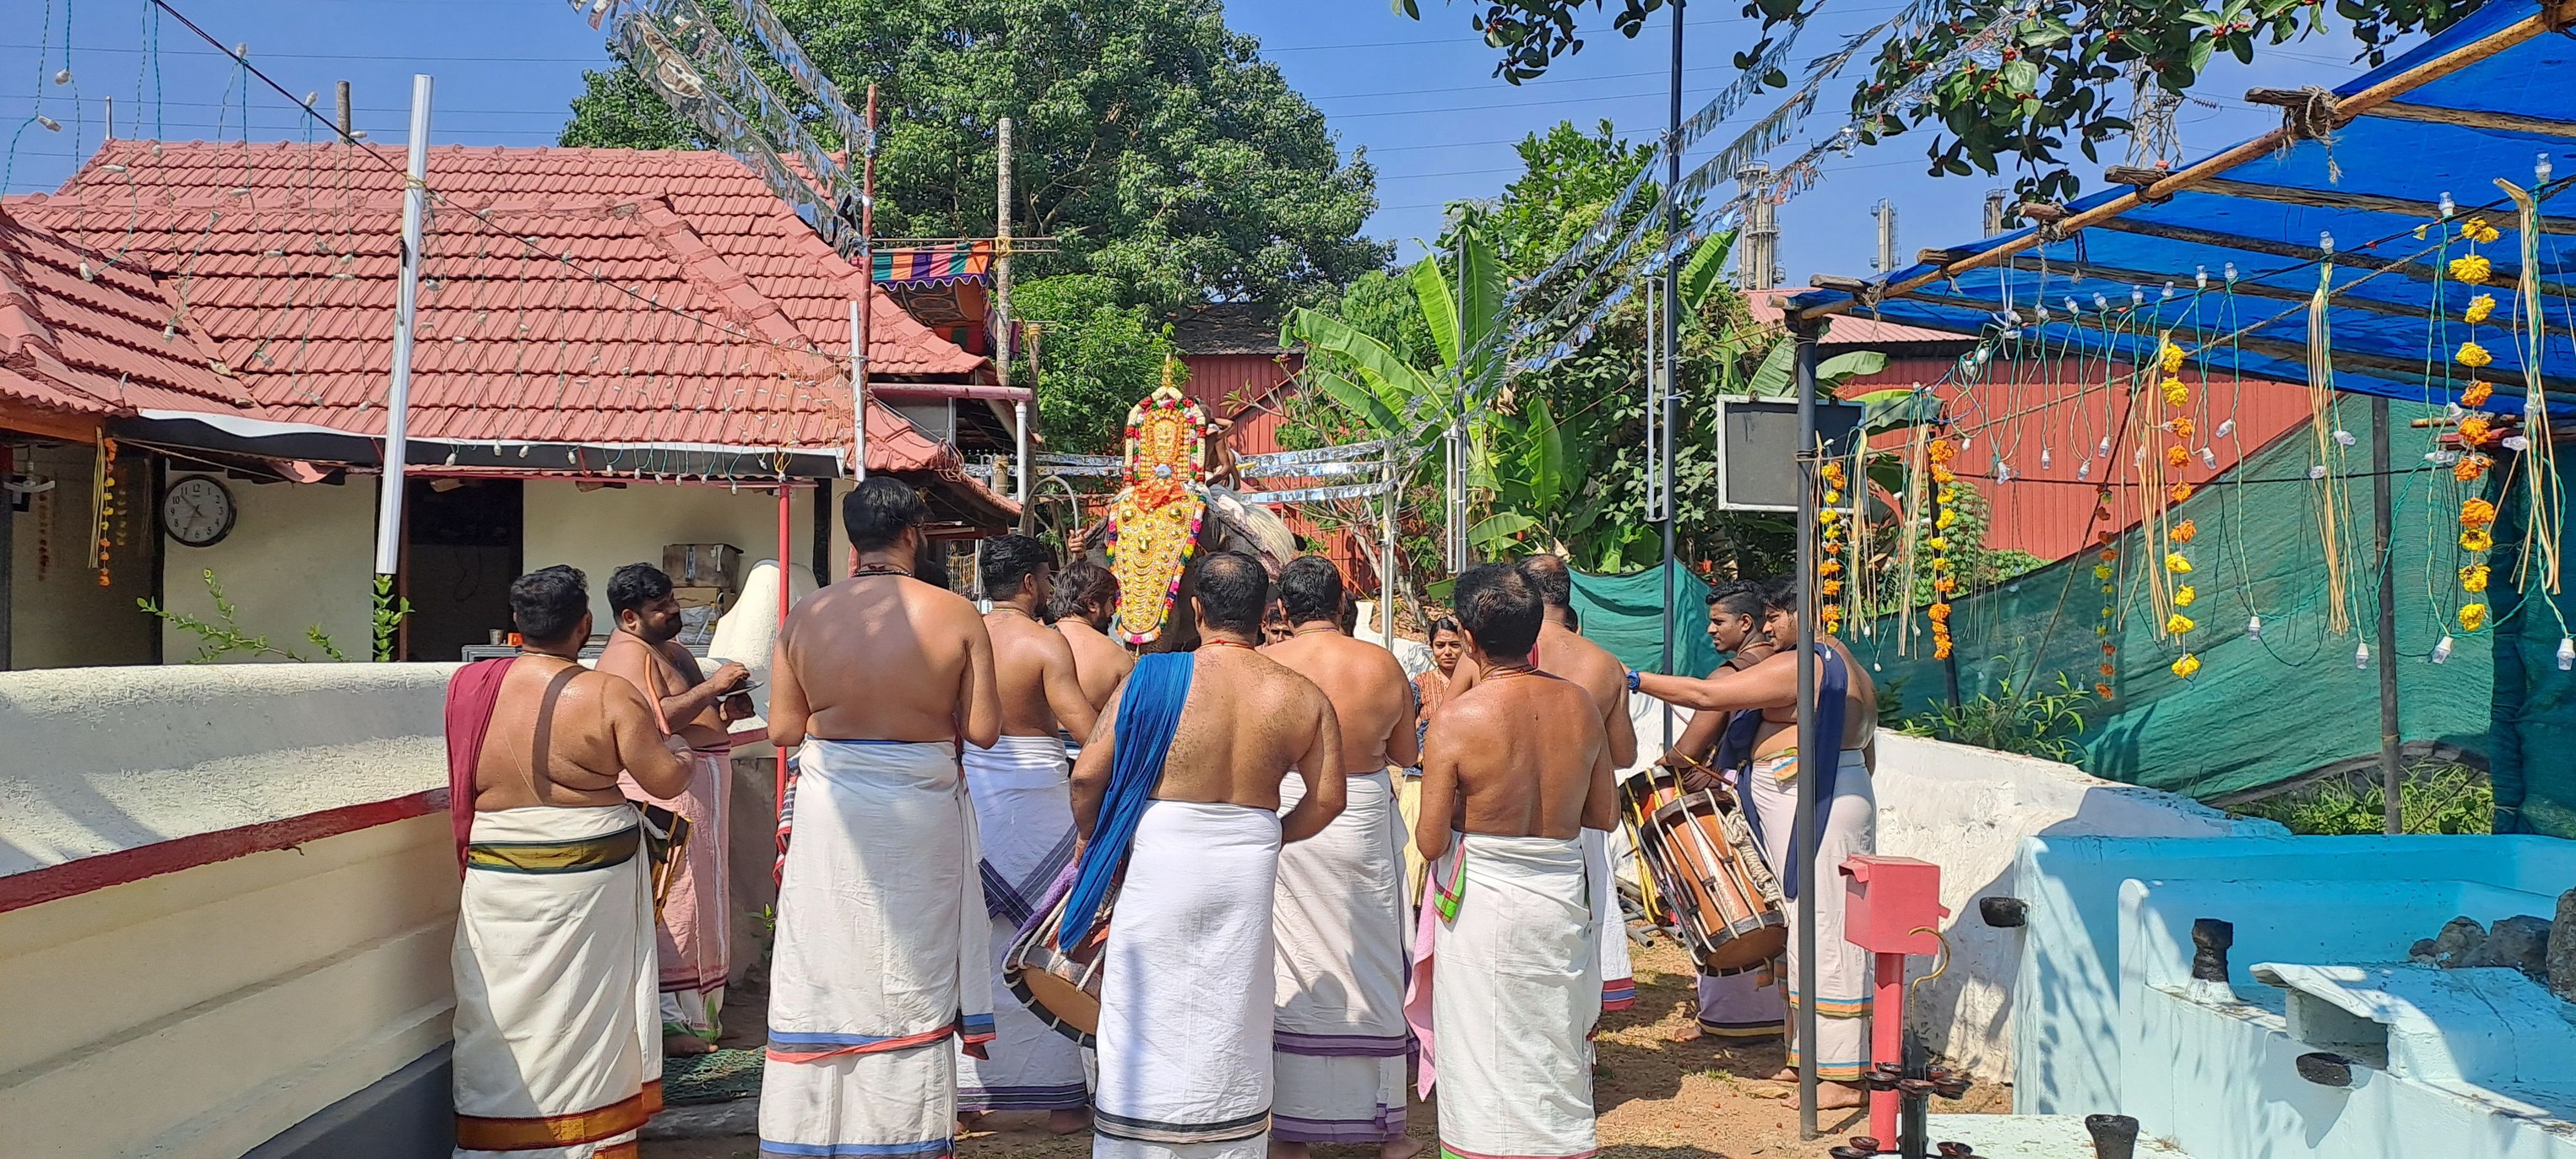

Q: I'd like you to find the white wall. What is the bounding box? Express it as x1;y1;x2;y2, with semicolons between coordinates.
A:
0;662;454;1158
8;441;157;669
157;476;376;663
523;479;834;630
1870;734;2277;1081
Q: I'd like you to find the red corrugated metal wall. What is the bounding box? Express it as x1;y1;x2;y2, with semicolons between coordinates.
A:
1841;358;2316;561
1182;351;1381;589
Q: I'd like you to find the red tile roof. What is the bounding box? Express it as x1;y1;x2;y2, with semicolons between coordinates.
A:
1743;288;1971;348
0;205;248;425
10;141;989;475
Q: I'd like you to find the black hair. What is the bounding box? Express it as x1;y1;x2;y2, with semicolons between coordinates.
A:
1428;615;1462;641
1277;555;1344;626
1049;561;1118;622
1707;579;1768;620
1340;599;1359;632
979;533;1055;599
1194;551;1269;637
606;562;674;619
511;565;589;644
1763;576;1800;615
1456;561;1543;660
1516;553;1574;610
843;475;928;551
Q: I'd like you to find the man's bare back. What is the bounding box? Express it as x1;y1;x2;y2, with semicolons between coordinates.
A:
475;656;688;811
1058;617;1133;712
1451;620;1637;769
595;632;739;749
989;607;1099;740
1418;672;1614;853
1261;626;1418;775
770;572;1001;748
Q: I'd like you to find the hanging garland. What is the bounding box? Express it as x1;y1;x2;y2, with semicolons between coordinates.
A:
1819;458;1848;637
91;436;119;588
1925;436;1957;659
2156;338;2200;680
2448;214;2506;639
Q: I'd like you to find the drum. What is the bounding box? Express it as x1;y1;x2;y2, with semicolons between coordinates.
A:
1003;883;1114;1047
1631;761;1786;974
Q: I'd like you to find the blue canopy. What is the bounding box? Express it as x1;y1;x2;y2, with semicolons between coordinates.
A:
1787;1;2576;412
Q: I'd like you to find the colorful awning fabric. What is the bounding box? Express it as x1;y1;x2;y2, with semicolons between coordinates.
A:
875;241;993;288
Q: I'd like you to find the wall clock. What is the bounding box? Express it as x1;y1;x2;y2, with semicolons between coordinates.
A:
162;474;237;548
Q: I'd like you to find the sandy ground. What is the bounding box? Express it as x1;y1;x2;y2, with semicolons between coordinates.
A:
644;938;2005;1159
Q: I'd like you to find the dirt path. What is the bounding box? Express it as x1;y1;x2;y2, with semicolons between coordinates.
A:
644;939;2005;1159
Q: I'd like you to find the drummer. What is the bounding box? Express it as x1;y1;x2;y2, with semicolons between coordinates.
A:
1657;580;1787;1045
1628;577;1879;1110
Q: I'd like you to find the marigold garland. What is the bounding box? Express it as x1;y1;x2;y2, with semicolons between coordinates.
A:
2462;528;2495;553
2460;564;2490;593
2459;416;2494;446
2461;498;2498;528
2465;294;2497;325
2450;253;2493;285
2459;604;2489;632
1819;460;1848;636
1927;439;1957;660
2095;485;2119;697
2457;341;2494;369
2460;380;2493;408
2171;654;2201;678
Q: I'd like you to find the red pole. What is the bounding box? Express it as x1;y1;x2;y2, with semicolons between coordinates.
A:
1869;950;1906;1148
774;480;793;880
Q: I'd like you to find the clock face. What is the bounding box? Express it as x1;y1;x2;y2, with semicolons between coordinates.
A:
162;475;236;548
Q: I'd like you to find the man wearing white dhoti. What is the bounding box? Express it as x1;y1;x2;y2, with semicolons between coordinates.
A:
1067;551;1348;1159
1259;557;1421;1159
1409;564;1617;1159
1634;578;1880;1110
760;478;1006;1158
448;566;693;1159
957;535;1101;1132
1444;554;1639;1014
597;562;754;1056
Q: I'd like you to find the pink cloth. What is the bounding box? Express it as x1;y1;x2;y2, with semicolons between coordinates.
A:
1401;885;1440;1099
442;658;515;876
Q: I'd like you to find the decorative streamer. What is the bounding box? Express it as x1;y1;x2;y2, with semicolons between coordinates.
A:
2307;253;2353;636
2497;177;2561;593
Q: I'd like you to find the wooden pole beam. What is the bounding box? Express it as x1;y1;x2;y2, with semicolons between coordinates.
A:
2362;101;2576;139
1790;9;2564;323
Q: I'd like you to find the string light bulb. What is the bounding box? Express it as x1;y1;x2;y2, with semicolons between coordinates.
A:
2247;615;2263;640
2041;446;2054;469
2199;447;2219;469
2431;636;2454;664
2223;263;2238;284
2196;265;2210;289
2333;429;2357;447
2215;419;2236;439
2097;436;2112;458
2438;192;2455;219
2558;636;2573;671
2355;640;2371;669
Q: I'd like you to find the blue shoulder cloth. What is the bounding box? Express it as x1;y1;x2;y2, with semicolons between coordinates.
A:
1055;651;1193;950
1733;642;1849;901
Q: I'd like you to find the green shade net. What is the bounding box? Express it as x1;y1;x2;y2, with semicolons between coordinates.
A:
1570;403;2506;806
1568;561;1725;678
2481;444;2576;838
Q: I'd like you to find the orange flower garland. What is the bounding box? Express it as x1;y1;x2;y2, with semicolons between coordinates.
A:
1926;439;1956;659
2158;339;2200;679
2451;214;2500;636
1819;460;1848;636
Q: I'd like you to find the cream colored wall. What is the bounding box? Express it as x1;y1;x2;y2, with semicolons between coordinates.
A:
8;441;156;668
0;815;455;1159
524;478;836;627
156;476;376;663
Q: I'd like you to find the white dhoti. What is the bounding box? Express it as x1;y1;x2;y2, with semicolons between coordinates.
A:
1271;770;1411;1145
621;744;732;1043
452;804;662;1159
1424;832;1600;1159
1583;827;1635;1013
1746;748;1877;1081
957;734;1087;1113
762;739;992;1159
1093;800;1283;1159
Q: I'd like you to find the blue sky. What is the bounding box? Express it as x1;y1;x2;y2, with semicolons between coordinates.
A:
1;0;2391;286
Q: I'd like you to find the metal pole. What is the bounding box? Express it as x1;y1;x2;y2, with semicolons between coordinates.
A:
1381;452;1396;648
335;80;352;139
998;116;1028;532
1659;0;1684;746
1792;318;1823;1140
854;84;876;486
102;95;112;140
371;73;431;580
2374;395;2402;833
1;447;14;669
775;479;794;882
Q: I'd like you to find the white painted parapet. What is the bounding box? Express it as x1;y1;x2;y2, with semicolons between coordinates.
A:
1869;734;2275;1082
0;663;457;1159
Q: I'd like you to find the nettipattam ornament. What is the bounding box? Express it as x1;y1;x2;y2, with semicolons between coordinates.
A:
1104;360;1210;645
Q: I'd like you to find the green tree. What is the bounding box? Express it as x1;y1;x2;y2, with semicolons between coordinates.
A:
562;0;1390;309
1014;274;1177;455
1407;0;2480;203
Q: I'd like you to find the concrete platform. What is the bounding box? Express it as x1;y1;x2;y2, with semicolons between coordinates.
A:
1925;1114;2199;1158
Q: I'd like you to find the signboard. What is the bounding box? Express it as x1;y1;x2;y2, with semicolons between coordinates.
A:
1713;395;1868;513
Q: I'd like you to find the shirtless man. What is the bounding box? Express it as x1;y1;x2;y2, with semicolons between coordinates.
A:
1049;561;1132;716
1413;562;1616;1159
597;562;751;1055
1632;578;1879;1108
960;534;1098;1132
1655;579;1785;1046
1257;556;1421;1159
1071;550;1345;1159
447;566;689;1156
760;476;1005;1159
1445;552;1638;1011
